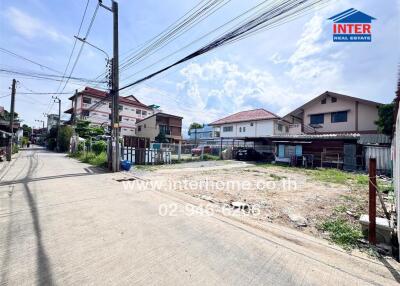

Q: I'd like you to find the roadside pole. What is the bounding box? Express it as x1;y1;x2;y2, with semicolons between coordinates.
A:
100;0;119;172
6;79;16;161
368;157;377;245
53;96;61;152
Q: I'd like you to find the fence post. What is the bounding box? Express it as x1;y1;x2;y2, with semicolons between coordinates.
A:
178;141;181;161
368;157;377;245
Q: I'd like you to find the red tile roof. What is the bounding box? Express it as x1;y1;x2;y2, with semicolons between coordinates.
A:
69;87;151;110
209;108;280;125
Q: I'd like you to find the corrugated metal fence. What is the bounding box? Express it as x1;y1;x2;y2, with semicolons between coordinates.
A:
364;146;392;175
393;107;400;250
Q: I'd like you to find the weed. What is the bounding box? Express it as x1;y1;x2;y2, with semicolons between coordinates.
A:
333;205;347;214
320;218;362;249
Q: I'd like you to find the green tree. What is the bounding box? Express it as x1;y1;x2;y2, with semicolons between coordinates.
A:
22;124;32;137
375;103;395;136
58;125;74;152
188;122;203;135
155;131;168;143
75;120;105;139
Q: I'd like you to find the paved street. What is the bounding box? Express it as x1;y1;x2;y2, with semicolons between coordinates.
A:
0;147;399;285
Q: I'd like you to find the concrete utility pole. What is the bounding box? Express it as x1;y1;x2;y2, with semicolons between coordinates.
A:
53;96;61;152
6;79;16;161
100;0;120;172
368;157;377;245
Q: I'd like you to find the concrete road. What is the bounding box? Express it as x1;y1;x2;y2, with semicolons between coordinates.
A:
0;147;399;285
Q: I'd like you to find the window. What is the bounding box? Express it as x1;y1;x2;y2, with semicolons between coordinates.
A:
321;98;326;104
118;115;122;122
285;126;289;133
243;127;246;132
223;126;233;132
109;103;112;109
278;124;283;131
136;110;141;114
250;122;254;126
142;111;147;116
331;97;337;103
138;125;142;132
81;110;90;117
144;124;147;128
239;127;242;132
119;105;123;111
310;114;324;124
331;111;347;123
109;114;112;120
83;97;91;104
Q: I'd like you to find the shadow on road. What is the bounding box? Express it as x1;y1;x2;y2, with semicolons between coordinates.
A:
1;149;54;284
378;256;400;283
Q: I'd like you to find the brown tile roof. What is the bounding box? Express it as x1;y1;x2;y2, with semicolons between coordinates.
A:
209;108;280;125
69;87;151;110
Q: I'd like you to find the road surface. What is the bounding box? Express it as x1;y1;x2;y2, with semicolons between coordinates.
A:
0;147;399;285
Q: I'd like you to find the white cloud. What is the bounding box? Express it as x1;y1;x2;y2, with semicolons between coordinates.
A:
5;7;70;43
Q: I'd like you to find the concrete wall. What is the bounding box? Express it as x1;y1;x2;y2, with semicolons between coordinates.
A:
303;95;379;133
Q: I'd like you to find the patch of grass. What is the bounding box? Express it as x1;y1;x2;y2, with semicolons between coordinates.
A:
269;173;286;180
201;154;220;161
69;151;107;167
308;168;369;187
319;218;363;249
333;205;347;214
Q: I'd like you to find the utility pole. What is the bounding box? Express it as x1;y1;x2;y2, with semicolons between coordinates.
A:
6;79;16;161
53;96;61;152
100;0;119;172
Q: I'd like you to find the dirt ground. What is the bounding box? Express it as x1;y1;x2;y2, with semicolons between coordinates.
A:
134;160;372;239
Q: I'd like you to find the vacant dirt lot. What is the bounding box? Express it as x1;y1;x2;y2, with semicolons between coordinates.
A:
133;160;374;239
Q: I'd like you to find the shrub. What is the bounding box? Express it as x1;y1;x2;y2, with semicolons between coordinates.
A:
12;144;19;154
92;140;107;155
202;154;220;161
77;141;85;152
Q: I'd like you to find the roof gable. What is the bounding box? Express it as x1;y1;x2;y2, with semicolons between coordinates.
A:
286;91;383;118
328;8;376;23
210;109;280;125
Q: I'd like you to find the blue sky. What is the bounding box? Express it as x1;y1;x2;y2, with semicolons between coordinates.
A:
0;0;398;133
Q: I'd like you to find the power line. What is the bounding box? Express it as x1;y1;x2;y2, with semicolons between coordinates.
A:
119;0;273;86
119;0;231;73
0;68;106;84
55;0;91;93
59;2;100;93
119;0;329;91
0;47;62;74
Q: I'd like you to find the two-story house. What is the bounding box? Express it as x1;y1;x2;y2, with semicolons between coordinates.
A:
284;91;382;134
135;112;183;143
209;108;289;138
65;87;154;136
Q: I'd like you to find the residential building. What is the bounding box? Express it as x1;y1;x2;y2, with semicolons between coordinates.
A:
47;114;59;132
209;108;289;138
188;124;213;143
0;106;20;133
65;87;154;136
284;91;382;134
135;112;183;143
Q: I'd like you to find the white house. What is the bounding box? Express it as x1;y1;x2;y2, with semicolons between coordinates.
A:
209;108;289;138
65;87;156;136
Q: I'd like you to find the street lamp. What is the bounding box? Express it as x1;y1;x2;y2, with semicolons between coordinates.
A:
74;36;110;62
